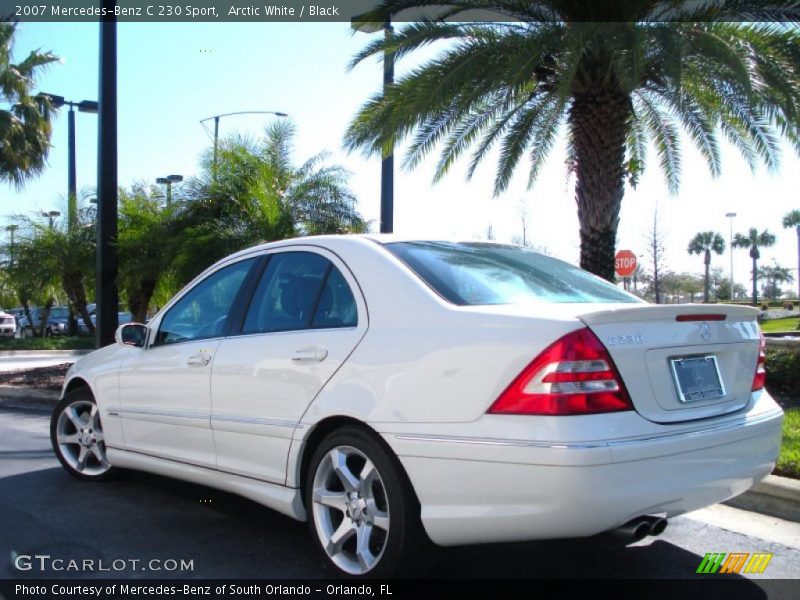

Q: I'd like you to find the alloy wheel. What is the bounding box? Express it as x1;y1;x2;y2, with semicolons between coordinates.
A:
311;445;390;575
54;399;110;477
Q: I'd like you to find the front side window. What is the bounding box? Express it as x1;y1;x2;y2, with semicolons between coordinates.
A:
386;242;641;305
242;251;357;334
156;258;256;345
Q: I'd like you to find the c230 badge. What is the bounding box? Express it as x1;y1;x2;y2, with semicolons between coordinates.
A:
605;332;645;346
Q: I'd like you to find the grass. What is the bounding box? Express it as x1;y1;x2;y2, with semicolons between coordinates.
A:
0;336;95;351
760;317;799;333
776;408;800;479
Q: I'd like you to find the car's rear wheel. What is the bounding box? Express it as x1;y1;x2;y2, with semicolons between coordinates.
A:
50;389;116;481
306;426;430;578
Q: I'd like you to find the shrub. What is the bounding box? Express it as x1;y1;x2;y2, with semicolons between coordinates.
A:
761;302;770;311
765;349;800;399
785;301;795;311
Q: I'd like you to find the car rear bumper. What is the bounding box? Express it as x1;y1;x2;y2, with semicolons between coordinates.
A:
381;393;783;546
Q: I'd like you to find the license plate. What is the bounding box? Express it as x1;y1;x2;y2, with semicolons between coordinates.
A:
670;355;726;403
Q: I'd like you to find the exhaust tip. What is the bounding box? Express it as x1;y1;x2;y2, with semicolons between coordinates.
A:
632;521;650;541
648;517;668;536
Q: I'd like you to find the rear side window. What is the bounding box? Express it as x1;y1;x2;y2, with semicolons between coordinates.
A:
386;242;640;305
242;251;358;334
312;267;357;329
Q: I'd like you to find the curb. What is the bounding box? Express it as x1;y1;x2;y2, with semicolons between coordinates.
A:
0;349;93;358
765;338;800;352
724;475;800;522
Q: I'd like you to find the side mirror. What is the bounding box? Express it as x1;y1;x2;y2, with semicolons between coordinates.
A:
115;323;147;348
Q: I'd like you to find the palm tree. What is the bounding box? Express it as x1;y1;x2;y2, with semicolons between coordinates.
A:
118;185;178;322
3;219;61;335
345;2;800;280
0;22;59;188
175;120;366;283
784;209;800;301
6;208;96;335
732;228;776;306
687;231;725;303
758;262;794;301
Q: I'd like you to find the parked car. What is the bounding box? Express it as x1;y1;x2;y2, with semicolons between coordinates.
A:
51;236;783;577
87;303;133;328
18;307;92;337
0;309;16;338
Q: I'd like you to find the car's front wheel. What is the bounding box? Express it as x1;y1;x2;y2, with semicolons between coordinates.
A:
306;426;430;578
50;389;116;481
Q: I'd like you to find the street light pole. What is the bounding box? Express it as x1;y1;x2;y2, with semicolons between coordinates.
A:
381;21;395;234
67;106;76;228
41;210;61;229
96;8;118;348
5;224;18;266
726;212;736;301
200;111;288;176
156;174;183;204
40;94;99;230
352;17;395;234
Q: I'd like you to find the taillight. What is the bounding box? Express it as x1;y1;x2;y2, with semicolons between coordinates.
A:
488;327;633;416
752;332;766;392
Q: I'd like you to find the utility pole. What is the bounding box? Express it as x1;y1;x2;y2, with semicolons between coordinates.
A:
96;7;118;347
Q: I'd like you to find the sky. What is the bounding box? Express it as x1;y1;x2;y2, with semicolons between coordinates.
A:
3;21;800;293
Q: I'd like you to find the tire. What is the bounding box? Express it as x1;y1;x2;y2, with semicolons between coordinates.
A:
305;426;431;578
50;388;116;481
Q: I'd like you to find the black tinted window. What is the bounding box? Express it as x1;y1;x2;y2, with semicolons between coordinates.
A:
156;258;255;345
243;252;329;334
387;242;640;305
312;267;357;329
243;252;358;334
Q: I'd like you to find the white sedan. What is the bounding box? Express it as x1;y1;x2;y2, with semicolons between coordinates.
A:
51;236;783;577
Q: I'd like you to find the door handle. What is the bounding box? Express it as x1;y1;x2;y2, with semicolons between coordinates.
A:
187;353;212;367
292;348;328;363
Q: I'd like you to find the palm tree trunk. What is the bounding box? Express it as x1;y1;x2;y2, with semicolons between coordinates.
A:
752;256;759;306
704;250;710;303
570;91;632;281
128;278;157;323
63;271;95;334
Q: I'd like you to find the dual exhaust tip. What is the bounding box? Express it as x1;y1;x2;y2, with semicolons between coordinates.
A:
611;515;668;542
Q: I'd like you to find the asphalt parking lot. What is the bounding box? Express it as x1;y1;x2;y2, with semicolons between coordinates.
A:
1;403;799;595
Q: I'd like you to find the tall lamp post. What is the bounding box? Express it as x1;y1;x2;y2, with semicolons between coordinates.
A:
156;174;183;204
4;224;18;266
199;111;288;173
726;212;737;301
96;5;118;348
40;94;98;230
352;17;395;234
41;210;61;229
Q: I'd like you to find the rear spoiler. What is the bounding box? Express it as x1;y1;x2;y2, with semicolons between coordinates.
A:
578;303;759;326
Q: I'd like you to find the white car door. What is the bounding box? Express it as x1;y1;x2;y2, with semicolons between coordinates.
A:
210;248;367;483
118;257;258;467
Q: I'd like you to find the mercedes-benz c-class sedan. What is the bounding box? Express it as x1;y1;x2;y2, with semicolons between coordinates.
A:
51;236;783;577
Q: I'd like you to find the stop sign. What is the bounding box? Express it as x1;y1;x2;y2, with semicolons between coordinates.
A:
615;250;637;278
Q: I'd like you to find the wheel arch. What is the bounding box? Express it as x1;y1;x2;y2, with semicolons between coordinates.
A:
63;376;93;399
295;416;422;512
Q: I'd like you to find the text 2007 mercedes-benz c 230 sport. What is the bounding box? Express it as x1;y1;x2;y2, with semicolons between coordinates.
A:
51;236;783;577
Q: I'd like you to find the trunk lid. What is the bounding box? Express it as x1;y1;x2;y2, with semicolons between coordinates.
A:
577;304;761;423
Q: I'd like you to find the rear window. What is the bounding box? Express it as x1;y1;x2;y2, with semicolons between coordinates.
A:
386;241;640;305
